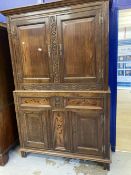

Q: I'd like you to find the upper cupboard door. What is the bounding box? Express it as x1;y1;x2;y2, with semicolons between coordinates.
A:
14;17;51;84
57;9;104;87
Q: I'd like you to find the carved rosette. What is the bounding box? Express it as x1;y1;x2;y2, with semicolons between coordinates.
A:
55;96;64;108
51;96;64;110
50;16;60;83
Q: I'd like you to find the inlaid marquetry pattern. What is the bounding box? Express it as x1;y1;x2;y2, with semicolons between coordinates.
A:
66;98;103;107
21;98;49;105
54;112;64;147
50;16;60;83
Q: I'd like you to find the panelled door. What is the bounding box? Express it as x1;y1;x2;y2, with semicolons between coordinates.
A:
68;110;104;156
11;16;52;84
57;8;104;87
19;108;50;149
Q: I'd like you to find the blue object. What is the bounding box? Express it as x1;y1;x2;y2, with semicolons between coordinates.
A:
109;0;131;152
118;0;131;9
109;0;118;152
0;0;42;22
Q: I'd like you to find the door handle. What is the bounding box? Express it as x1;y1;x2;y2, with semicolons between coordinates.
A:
59;44;62;56
48;45;51;57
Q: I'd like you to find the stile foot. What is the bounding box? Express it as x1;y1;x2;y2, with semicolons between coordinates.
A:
21;151;27;158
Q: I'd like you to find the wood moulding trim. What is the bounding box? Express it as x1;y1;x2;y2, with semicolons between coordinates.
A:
65;105;103;110
0;23;7;30
13;90;110;96
20;147;111;164
21;83;104;91
1;0;108;16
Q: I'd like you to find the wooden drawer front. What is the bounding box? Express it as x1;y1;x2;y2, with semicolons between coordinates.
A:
20;97;51;108
65;97;104;110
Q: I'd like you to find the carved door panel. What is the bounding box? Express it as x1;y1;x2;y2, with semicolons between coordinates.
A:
57;8;103;87
19;108;50;149
51;111;71;152
12;17;52;84
70;110;104;156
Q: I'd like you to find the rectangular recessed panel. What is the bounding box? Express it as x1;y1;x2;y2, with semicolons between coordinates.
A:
62;17;96;78
78;117;97;148
18;23;49;78
71;110;103;156
26;113;44;143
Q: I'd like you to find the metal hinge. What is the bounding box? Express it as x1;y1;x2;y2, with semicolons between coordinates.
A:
99;68;104;79
101;115;104;125
99;14;104;24
102;145;106;153
48;45;51;57
59;44;63;56
101;68;104;79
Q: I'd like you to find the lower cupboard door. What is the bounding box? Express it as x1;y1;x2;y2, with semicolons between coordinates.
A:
70;110;104;156
19;110;50;149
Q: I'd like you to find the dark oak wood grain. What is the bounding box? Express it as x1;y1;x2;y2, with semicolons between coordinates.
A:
2;0;110;170
4;1;108;90
57;9;102;84
0;23;18;166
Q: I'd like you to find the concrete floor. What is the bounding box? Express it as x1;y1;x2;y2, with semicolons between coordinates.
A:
0;148;131;175
117;89;131;151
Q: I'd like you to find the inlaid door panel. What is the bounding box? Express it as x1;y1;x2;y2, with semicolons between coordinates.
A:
57;9;103;86
69;110;104;156
13;17;52;84
51;111;71;152
19;108;50;149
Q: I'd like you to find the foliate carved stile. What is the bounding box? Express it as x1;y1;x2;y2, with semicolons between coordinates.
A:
53;112;65;149
7;20;19;89
49;16;60;83
9;23;23;83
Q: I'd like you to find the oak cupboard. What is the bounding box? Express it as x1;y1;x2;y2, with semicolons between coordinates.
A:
1;0;111;170
0;23;18;165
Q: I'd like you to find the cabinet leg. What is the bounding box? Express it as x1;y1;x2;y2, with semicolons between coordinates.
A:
103;163;110;171
0;153;9;166
21;151;27;158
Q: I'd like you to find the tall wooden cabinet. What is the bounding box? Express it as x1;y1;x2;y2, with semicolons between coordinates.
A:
0;23;18;165
1;0;111;170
